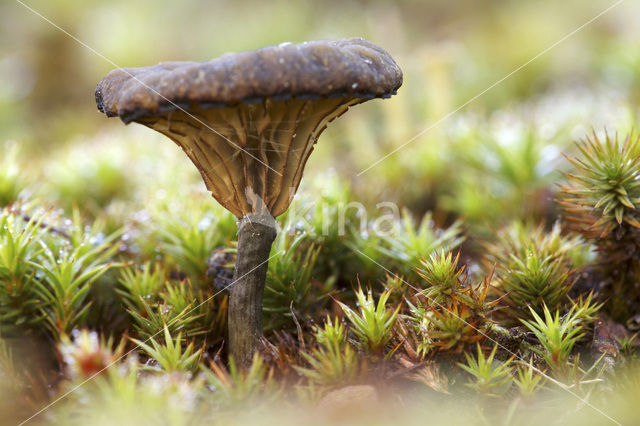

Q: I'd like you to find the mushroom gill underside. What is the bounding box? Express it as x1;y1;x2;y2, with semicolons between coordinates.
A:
136;97;360;217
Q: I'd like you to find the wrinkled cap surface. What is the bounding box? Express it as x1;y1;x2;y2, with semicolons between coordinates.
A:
95;38;402;218
95;38;402;123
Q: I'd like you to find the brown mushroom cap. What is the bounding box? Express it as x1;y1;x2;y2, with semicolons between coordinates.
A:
95;38;402;217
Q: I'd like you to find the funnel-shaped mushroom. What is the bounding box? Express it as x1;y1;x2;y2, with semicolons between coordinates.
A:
96;38;402;366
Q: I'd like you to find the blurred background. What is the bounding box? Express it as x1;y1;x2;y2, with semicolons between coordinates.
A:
1;0;639;231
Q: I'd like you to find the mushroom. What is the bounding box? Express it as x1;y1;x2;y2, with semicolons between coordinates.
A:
95;38;402;366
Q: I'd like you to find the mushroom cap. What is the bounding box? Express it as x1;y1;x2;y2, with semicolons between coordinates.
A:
95;38;402;123
95;38;402;218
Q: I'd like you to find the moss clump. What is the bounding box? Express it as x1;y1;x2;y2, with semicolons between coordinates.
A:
559;132;640;320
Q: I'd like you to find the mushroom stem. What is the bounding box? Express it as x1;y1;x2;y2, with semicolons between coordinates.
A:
228;213;277;367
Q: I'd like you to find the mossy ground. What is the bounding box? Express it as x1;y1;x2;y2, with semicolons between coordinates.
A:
2;1;640;424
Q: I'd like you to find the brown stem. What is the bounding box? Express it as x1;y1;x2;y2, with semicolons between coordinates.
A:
228;213;277;368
